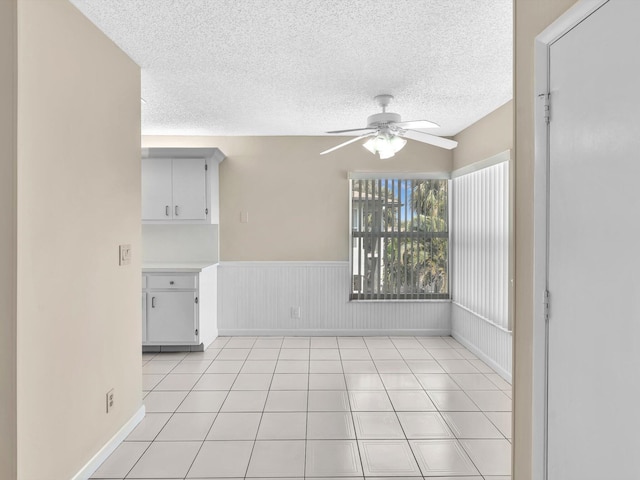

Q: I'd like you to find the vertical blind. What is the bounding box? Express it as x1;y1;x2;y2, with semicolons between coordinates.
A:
350;178;449;300
451;161;510;330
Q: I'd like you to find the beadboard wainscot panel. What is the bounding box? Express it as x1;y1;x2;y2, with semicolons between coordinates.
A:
451;157;512;382
451;302;513;383
218;261;451;336
451;303;512;382
451;160;510;329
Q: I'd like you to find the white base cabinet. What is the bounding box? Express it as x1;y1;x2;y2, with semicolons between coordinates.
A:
147;291;197;344
142;264;218;350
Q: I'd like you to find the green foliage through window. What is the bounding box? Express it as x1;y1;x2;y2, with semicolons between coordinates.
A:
350;178;449;300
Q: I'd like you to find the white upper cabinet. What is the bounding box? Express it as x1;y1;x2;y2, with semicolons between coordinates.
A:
141;148;225;224
142;157;174;220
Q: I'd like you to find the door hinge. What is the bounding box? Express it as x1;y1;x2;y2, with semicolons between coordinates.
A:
205;208;208;215
539;92;551;124
544;289;550;321
195;328;198;336
195;297;198;304
205;164;208;171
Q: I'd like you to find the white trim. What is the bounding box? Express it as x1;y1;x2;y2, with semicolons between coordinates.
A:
536;0;609;45
533;2;609;479
451;332;512;383
72;405;145;480
218;261;347;268
141;147;225;163
348;299;451;304
452;302;511;334
348;171;451;180
450;150;512;179
219;328;452;337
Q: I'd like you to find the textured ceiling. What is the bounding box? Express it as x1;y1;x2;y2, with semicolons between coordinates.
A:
70;0;512;137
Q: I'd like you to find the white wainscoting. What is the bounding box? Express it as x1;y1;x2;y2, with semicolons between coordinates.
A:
450;158;512;380
451;303;512;382
218;261;451;336
451;161;510;329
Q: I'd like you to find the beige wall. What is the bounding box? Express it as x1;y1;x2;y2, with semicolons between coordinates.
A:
16;1;142;478
142;136;452;261
453;100;514;170
513;1;577;479
0;1;18;478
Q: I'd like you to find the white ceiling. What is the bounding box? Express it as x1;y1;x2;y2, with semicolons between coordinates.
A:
70;0;512;137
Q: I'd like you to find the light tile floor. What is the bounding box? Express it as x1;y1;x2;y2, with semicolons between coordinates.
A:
92;336;511;480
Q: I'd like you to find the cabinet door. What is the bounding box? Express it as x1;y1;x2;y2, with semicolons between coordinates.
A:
172;158;207;220
142;158;173;220
147;291;197;344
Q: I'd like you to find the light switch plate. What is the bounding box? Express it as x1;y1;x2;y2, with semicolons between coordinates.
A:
240;211;249;223
119;244;131;266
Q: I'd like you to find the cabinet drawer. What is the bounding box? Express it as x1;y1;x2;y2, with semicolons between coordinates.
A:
147;274;197;290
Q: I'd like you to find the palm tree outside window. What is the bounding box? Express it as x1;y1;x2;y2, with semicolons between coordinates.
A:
350;177;449;300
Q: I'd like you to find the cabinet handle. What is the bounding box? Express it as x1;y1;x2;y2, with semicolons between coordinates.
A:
169;281;174;285
165;205;170;216
151;296;156;308
175;205;179;216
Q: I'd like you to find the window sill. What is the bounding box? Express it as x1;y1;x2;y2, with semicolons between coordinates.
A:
348;298;451;303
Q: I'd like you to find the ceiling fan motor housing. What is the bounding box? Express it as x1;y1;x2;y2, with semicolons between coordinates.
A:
367;112;401;128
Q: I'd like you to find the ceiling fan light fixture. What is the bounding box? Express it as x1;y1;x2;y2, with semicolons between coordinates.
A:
378;148;396;160
323;93;456;156
362;137;377;155
389;134;407;151
363;133;407;159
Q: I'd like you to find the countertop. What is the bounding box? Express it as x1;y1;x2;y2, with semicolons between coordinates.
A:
142;261;218;272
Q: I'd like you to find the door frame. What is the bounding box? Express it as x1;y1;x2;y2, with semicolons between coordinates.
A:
532;1;609;478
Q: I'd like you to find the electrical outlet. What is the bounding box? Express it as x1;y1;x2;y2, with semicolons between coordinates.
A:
106;389;115;413
290;306;301;319
119;244;131;266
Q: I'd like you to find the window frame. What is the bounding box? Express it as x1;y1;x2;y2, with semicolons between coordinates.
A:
348;173;451;302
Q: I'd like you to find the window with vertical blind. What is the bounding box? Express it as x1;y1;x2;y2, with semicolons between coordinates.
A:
350;176;450;300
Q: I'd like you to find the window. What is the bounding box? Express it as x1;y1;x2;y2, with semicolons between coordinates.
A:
350;177;449;300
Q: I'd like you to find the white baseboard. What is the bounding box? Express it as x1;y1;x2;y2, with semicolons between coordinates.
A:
218;328;452;337
452;332;512;383
72;405;145;480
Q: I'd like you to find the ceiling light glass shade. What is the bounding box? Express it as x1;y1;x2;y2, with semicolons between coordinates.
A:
363;133;407;159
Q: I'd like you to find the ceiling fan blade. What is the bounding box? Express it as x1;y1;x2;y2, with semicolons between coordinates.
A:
395;119;440;129
401;129;458;150
320;133;374;155
325;127;375;134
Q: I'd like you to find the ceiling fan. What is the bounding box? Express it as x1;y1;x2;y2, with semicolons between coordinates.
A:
320;94;458;159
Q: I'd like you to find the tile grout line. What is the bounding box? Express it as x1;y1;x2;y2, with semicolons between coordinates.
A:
122;347;225;480
338;336;367;479
106;336;511;480
302;337;312;480
180;336;252;480
374;335;426;477
241;336;282;479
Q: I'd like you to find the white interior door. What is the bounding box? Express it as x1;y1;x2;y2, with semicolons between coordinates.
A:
142;157;173;220
547;1;640;478
172;158;207;220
